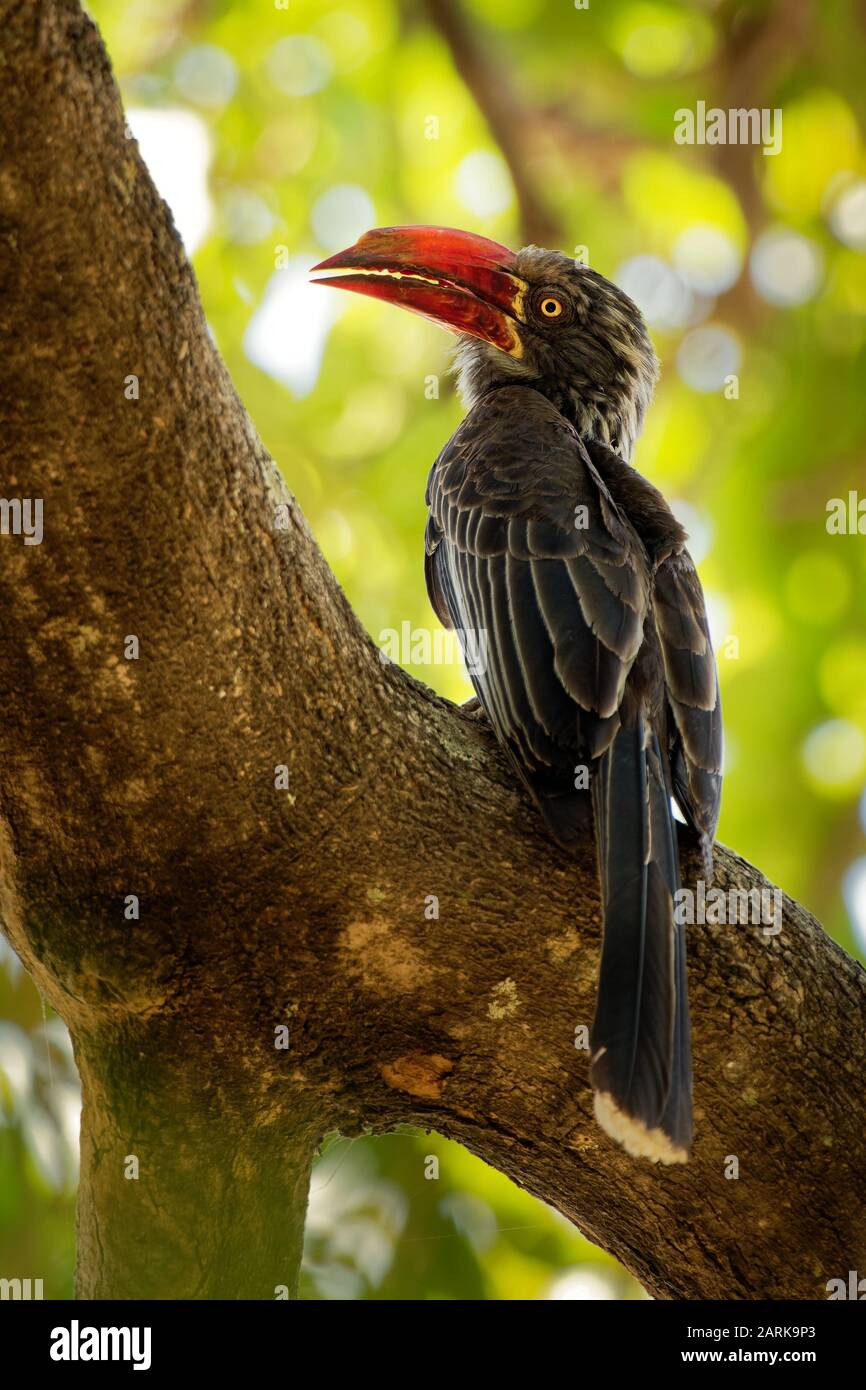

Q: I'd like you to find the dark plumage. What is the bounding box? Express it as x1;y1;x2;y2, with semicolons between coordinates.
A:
313;227;723;1163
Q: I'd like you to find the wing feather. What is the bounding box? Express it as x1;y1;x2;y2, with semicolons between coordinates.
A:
653;552;723;850
424;386;650;835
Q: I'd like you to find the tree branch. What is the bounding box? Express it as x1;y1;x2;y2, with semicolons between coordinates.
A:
421;0;561;245
421;0;819;333
2;0;865;1300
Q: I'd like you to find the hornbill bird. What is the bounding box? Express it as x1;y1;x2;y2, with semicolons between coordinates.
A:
312;226;722;1164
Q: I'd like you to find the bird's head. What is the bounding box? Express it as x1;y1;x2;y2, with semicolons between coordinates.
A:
312;224;658;460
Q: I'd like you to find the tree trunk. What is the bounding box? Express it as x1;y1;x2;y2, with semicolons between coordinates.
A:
1;0;864;1300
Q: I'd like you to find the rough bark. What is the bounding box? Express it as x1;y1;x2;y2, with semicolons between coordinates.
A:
1;0;865;1301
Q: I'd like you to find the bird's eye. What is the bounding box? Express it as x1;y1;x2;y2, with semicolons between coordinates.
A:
539;296;563;319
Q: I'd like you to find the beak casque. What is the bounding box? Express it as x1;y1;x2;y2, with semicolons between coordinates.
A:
310;224;525;355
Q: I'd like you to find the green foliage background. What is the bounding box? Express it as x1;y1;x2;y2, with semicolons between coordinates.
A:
2;0;866;1300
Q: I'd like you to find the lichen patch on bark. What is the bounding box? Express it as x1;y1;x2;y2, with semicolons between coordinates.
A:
341;917;436;994
488;977;520;1019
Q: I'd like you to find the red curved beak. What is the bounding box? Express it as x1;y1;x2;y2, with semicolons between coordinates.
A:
310;225;525;356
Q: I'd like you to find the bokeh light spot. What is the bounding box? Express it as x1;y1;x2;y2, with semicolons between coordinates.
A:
312;184;376;252
828;178;866;250
127;107;212;253
454;151;514;217
267;35;333;97
802;719;866;796
669;499;713;565
244;259;343;397
673;225;742;295
818;640;866;722
547;1268;618;1300
221;189;274;245
615;255;692;329
174;44;237;108
676;326;740;392
842;857;866;954
750;228;824;307
785;553;851;624
610;3;715;78
765;89;860;216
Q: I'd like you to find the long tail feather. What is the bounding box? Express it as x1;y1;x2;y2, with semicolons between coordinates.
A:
589;721;692;1163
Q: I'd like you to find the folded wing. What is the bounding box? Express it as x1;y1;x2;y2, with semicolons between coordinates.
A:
424;385;651;845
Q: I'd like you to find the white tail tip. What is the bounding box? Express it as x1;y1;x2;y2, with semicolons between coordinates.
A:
594;1091;689;1165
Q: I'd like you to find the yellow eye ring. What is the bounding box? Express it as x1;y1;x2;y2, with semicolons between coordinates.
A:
540;296;563;318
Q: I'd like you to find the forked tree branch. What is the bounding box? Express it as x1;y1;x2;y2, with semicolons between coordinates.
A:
1;0;864;1300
